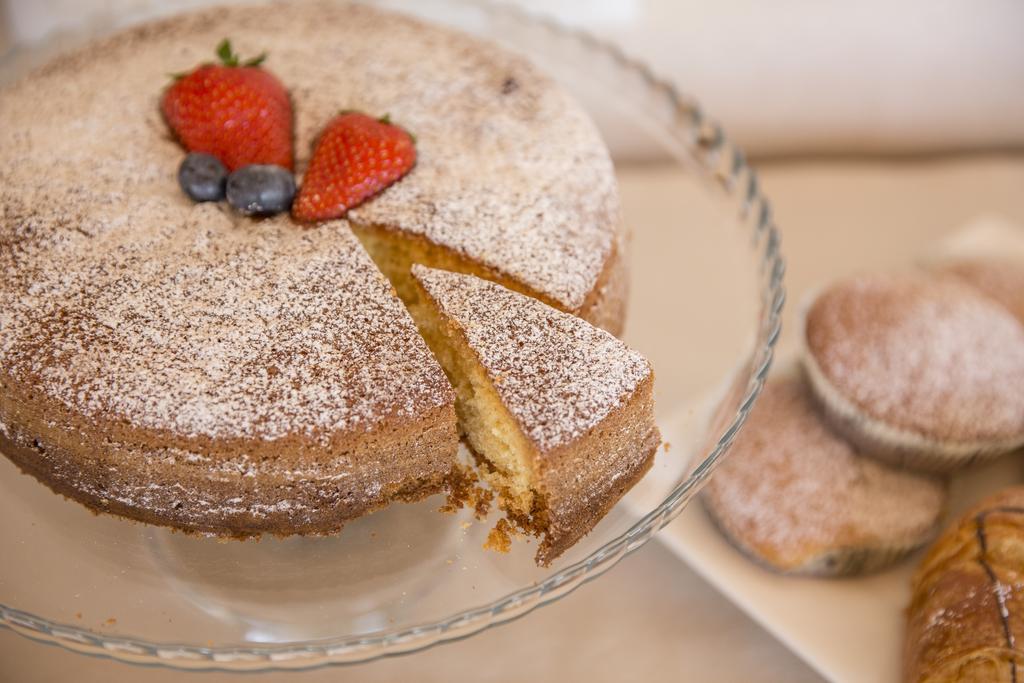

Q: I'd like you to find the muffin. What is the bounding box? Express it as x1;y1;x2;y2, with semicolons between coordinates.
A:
703;371;947;576
802;271;1024;471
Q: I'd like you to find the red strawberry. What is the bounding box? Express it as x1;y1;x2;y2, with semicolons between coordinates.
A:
161;39;293;171
292;112;416;222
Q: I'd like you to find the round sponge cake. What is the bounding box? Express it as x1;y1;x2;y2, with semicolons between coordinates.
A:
0;3;627;535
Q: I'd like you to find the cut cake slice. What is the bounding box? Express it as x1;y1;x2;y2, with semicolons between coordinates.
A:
410;265;660;564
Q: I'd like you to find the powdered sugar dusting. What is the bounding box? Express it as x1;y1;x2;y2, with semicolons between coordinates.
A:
0;0;624;443
413;265;650;453
805;271;1024;443
704;375;946;566
0;1;619;312
326;7;621;309
935;257;1024;325
1;211;452;441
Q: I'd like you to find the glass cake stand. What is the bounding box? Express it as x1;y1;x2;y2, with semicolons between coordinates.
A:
0;0;784;671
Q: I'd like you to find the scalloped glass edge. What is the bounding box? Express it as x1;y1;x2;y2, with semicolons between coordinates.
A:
0;0;785;670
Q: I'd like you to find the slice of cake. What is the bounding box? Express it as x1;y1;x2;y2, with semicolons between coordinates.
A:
410;265;660;564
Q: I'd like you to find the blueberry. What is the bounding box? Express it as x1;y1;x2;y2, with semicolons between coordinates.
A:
226;165;296;216
178;152;227;202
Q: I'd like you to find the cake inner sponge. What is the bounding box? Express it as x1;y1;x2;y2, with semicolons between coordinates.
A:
352;221;559;316
408;287;540;519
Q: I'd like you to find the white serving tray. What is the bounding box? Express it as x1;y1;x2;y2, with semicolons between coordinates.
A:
629;217;1024;683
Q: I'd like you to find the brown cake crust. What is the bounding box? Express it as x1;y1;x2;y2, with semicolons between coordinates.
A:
0;404;455;537
905;487;1024;683
534;373;659;564
577;232;630;336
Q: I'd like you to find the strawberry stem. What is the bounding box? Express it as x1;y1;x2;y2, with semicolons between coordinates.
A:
214;39;265;68
216;39;239;67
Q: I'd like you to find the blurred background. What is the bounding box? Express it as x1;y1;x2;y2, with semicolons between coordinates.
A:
1;2;1022;682
3;0;1024;159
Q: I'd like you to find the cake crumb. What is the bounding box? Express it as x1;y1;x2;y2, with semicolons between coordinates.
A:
74;612;82;620
440;464;493;519
103;617;117;626
484;518;514;553
663;441;671;452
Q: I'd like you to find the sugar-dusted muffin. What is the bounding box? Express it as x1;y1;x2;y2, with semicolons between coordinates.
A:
934;257;1024;324
904;487;1024;683
703;372;947;576
803;271;1024;471
410;266;660;565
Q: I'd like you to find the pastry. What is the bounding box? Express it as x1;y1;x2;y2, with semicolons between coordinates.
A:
803;271;1024;471
934;257;1024;325
905;487;1024;683
410;265;660;565
0;2;630;538
702;372;946;576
